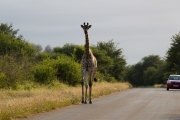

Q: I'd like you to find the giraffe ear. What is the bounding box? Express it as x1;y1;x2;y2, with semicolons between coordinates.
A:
81;25;84;28
89;25;92;28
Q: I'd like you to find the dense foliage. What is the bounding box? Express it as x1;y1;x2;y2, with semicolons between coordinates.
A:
123;32;180;86
33;55;81;85
95;40;126;80
0;23;22;38
166;32;180;74
53;40;126;82
124;55;166;86
0;24;36;89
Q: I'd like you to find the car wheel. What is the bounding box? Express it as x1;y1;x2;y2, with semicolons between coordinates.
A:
167;88;169;91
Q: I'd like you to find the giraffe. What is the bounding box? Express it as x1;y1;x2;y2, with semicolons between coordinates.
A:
81;22;98;104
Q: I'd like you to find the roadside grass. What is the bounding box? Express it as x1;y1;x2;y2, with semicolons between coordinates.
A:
154;84;166;88
0;82;132;120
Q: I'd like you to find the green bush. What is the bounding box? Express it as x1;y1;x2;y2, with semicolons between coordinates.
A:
0;55;32;89
104;74;116;82
94;71;117;83
33;54;81;86
56;55;81;85
33;62;57;84
0;31;36;89
0;73;7;88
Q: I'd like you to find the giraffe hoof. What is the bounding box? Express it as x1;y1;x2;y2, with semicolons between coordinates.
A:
89;101;92;104
82;101;85;104
85;101;87;104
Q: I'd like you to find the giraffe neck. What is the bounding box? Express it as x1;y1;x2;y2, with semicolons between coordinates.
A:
85;33;90;53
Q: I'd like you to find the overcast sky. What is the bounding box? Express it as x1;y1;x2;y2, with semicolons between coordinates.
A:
1;0;180;65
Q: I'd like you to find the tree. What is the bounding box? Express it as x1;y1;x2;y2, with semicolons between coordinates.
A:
0;23;22;38
141;55;162;69
166;32;180;74
96;40;126;81
96;40;123;58
73;45;84;62
143;67;157;85
0;23;35;57
0;32;35;57
0;23;36;89
91;47;113;75
44;45;53;53
34;44;43;53
53;43;77;56
53;40;126;82
111;57;126;80
125;55;166;86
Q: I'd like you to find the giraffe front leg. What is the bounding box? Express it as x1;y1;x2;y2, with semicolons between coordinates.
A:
82;79;85;104
85;84;88;104
81;69;86;104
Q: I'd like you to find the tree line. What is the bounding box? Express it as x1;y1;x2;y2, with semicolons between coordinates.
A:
0;23;179;89
125;32;180;86
0;23;126;89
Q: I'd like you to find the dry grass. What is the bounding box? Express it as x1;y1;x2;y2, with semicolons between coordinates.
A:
154;84;166;88
0;82;132;120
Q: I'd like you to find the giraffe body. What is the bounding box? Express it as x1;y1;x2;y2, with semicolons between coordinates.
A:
81;22;97;104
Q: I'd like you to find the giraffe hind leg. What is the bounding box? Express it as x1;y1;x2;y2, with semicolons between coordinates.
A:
85;84;88;104
89;83;92;104
89;71;93;104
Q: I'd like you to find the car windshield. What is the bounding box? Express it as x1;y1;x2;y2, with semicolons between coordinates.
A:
169;76;180;80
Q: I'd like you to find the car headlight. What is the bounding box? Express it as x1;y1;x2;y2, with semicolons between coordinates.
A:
167;81;171;83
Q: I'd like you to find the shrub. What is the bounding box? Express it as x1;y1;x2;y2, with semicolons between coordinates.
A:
33;54;81;86
33;62;57;84
56;55;81;85
103;74;116;82
0;55;32;89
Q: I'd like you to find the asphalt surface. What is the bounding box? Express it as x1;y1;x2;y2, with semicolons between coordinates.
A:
24;88;180;120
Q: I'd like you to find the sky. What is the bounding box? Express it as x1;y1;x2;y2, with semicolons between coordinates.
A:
1;0;180;65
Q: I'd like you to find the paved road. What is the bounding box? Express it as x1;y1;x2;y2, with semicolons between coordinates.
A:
24;88;180;120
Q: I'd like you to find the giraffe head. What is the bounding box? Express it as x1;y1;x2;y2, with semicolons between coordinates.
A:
81;22;91;34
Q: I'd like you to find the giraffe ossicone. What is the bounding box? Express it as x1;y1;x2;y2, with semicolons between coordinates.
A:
81;22;98;104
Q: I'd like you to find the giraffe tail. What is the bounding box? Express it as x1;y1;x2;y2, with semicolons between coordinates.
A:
94;78;99;82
